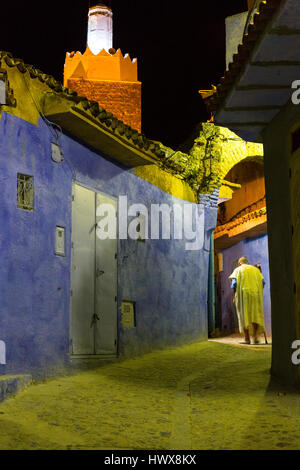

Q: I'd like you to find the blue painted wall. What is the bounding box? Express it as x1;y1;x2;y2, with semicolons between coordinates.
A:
0;112;210;377
219;234;272;336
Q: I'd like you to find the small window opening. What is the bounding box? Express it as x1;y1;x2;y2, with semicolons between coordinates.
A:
17;173;34;211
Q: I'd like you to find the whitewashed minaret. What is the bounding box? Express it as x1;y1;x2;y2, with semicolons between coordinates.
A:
65;2;142;132
87;3;113;54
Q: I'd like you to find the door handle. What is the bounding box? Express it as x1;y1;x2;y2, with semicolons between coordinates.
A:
91;313;100;328
89;223;98;234
96;268;105;278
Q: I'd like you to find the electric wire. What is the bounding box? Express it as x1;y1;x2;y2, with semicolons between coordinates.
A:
21;71;77;180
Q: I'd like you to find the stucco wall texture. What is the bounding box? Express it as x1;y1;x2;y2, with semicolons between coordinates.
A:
0;112;209;377
219;234;272;336
67;78;142;132
263;102;299;386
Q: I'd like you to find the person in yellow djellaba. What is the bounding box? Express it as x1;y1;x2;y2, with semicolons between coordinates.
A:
229;257;265;345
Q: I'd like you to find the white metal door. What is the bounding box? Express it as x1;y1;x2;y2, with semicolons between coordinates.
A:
70;184;117;356
95;193;118;354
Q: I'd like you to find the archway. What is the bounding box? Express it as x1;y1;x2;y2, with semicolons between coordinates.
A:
211;158;272;345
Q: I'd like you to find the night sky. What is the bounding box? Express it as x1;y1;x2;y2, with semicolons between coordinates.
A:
0;0;247;148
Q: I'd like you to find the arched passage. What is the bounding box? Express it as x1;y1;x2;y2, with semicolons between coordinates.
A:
212;156;272;344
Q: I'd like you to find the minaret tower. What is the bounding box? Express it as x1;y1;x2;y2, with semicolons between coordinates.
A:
64;3;142;132
87;3;113;55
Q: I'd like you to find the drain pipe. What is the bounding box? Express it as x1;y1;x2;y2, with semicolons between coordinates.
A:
208;233;216;336
0;341;6;375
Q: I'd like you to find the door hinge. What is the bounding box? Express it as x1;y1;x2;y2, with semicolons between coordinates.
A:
72;195;75;202
70;290;73;297
115;253;118;260
115;296;117;302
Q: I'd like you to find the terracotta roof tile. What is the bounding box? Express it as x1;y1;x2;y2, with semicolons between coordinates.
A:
215;206;267;236
0;50;166;160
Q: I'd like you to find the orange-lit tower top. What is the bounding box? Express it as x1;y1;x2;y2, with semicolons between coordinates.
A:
64;3;142;132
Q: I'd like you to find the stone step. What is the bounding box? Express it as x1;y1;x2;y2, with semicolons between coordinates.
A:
0;375;32;403
68;354;119;371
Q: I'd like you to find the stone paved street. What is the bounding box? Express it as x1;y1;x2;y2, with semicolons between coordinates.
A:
0;340;300;450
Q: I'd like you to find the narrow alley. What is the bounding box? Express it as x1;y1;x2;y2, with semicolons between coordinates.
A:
0;340;299;451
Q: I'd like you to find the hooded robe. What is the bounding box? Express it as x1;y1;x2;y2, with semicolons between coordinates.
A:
229;264;265;334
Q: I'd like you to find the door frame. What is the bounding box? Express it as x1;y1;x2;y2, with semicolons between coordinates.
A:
69;181;119;358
